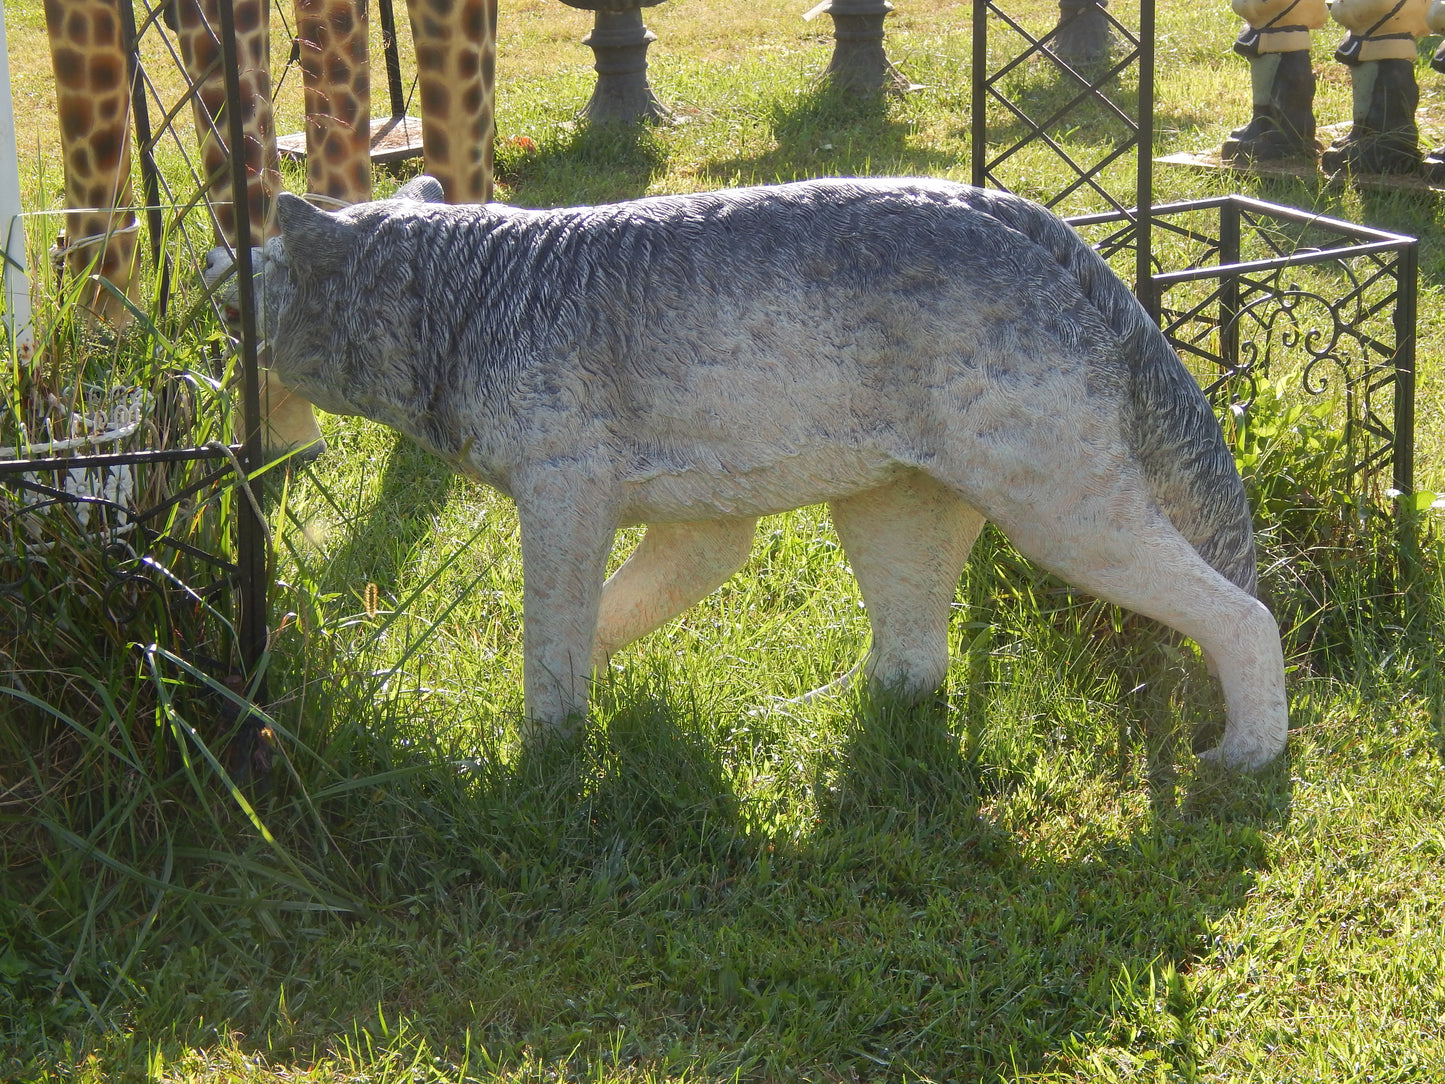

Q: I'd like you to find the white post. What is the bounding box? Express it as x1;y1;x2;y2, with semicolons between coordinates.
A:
0;5;36;362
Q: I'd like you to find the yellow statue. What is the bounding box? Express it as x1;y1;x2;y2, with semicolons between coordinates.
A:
1223;0;1328;162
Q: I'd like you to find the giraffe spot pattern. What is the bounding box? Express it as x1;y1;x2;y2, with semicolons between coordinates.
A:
420;80;449;115
64;11;91;47
92;6;116;40
234;1;264;35
51;46;86;85
88;54;123;91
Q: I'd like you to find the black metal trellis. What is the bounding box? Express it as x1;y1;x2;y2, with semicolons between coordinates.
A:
972;0;1417;502
972;0;1154;306
1073;196;1417;499
1;0;274;704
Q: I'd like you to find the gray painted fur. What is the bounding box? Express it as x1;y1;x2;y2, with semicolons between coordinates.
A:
207;176;1288;769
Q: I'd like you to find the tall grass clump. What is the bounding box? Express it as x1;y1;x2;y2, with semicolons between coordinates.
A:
0;206;364;1065
1226;373;1394;669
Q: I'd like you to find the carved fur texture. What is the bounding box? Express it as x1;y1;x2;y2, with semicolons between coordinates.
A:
207;176;1288;770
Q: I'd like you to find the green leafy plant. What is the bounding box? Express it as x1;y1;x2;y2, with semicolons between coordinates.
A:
1221;373;1402;675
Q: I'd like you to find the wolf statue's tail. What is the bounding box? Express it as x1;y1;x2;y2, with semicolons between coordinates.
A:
980;190;1259;598
1121;321;1258;597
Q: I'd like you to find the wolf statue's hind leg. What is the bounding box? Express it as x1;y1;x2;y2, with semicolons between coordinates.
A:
984;493;1288;771
828;472;985;702
592;518;758;666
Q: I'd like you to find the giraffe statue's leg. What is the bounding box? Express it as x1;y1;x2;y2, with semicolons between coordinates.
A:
45;0;142;329
174;0;325;462
295;0;373;205
405;0;496;203
173;0;282;247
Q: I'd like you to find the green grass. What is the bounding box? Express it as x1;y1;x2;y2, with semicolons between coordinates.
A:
7;0;1445;1080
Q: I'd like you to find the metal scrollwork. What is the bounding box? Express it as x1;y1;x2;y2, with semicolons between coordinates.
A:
1131;198;1415;505
1233;285;1345;381
98;539;160;627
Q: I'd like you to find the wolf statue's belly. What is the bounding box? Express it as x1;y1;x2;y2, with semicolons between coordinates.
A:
614;441;905;524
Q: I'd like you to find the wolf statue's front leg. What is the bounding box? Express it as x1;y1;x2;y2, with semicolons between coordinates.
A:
513;468;619;736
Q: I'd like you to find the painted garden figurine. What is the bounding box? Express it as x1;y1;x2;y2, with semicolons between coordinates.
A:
1321;0;1431;174
1224;0;1439;177
1222;0;1326;163
1425;0;1445;183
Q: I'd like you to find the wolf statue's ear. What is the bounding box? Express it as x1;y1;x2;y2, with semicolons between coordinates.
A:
276;193;358;278
392;175;446;204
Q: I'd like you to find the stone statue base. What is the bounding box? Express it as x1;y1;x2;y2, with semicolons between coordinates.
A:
816;0;916;95
580;8;673;126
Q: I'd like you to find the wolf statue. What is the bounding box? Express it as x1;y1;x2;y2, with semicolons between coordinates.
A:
206;175;1289;770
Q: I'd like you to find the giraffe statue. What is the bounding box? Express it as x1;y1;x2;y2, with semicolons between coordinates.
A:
172;0;498;457
294;0;373;205
405;0;497;203
287;0;498;205
170;0;327;460
44;0;143;329
170;0;283;248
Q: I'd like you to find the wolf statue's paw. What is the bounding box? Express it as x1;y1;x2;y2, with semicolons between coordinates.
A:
288;437;328;465
518;713;587;749
1197;737;1286;773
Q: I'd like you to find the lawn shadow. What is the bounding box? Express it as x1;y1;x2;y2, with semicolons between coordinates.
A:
505;122;669;206
792;691;1290;1078
699;80;962;186
129;673;1293;1082
588;679;751;862
968;51;1215;203
459;672;756;887
978;53;1140;149
299;431;456;598
1353;177;1444;256
1108;624;1297;823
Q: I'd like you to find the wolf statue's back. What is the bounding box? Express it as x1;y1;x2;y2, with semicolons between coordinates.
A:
222;176;1288;770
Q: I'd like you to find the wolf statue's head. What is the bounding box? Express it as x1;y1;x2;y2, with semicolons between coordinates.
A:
202;174;447;427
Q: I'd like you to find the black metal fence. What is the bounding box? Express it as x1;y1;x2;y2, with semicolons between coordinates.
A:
1;0;278;711
973;0;1417;506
